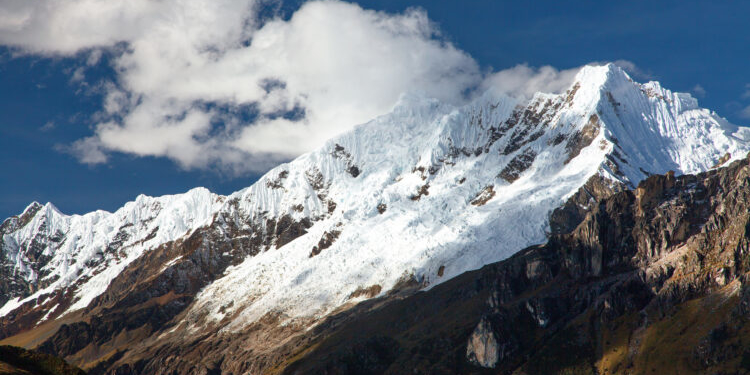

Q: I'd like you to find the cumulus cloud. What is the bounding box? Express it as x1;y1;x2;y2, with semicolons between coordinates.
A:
0;0;642;174
0;0;255;54
2;0;487;172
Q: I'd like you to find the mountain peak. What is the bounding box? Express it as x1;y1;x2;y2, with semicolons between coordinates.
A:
574;62;631;87
18;201;45;218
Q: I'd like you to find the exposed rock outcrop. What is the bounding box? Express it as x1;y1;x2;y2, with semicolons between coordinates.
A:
465;317;500;368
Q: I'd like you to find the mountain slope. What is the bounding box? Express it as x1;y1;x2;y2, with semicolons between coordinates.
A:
0;189;222;335
169;63;750;330
1;63;748;373
278;153;750;375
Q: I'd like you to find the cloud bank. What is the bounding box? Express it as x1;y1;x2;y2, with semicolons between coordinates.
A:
0;0;624;174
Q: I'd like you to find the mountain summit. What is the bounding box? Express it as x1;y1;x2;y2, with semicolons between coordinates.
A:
1;64;748;373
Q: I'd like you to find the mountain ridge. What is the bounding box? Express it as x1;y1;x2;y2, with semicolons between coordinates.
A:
1;63;749;373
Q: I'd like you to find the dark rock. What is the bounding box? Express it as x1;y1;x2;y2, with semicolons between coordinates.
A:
410;184;430;201
470;186;496;206
498;148;537;183
564;114;601;164
310;229;341;258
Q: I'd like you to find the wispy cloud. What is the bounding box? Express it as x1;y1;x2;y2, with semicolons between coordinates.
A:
58;137;108;165
609;59;653;80
742;83;750;100
692;84;706;98
734;84;750;119
39;121;55;132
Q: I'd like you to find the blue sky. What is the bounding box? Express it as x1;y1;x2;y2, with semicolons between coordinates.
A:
1;0;749;219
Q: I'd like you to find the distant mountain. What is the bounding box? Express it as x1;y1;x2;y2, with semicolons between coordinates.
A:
1;64;748;374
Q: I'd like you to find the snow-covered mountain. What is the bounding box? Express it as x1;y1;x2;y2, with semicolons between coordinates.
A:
1;64;748;371
182;64;750;330
0;189;222;317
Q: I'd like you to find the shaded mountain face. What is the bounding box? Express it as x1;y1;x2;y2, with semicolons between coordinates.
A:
1;64;748;373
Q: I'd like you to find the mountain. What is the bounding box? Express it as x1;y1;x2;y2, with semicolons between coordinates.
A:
279;152;750;375
1;64;748;373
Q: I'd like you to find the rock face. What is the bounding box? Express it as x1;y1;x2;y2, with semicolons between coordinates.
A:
1;64;749;374
466;317;500;368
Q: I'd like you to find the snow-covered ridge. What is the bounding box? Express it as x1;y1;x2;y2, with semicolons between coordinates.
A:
588;66;750;183
2;64;748;328
0;187;223;316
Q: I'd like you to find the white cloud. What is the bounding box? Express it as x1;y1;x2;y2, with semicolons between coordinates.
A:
1;0;486;173
481;64;581;98
0;0;256;55
742;83;750;100
70;67;85;83
63;137;108;165
0;0;644;175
